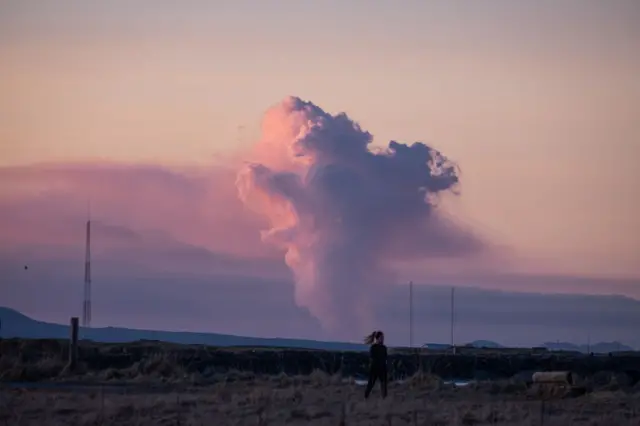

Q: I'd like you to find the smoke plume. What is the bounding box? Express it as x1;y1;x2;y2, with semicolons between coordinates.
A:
236;97;481;336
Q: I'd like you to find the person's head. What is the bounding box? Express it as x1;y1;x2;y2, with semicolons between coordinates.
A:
364;330;385;345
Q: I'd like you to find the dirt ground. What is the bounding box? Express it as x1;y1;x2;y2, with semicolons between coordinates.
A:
2;374;639;426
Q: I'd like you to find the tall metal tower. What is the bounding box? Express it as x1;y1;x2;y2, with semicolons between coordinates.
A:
82;215;92;328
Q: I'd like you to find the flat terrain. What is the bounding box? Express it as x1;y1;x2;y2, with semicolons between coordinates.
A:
2;373;640;425
2;338;639;383
2;339;640;425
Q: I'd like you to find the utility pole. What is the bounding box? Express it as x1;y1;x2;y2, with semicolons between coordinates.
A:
82;202;92;329
409;281;413;349
451;287;456;355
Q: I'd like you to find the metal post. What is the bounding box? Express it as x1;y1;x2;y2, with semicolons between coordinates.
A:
409;281;413;349
451;287;455;355
68;317;79;370
83;217;92;328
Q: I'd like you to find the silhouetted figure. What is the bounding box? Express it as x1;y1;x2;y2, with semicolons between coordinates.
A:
364;330;388;399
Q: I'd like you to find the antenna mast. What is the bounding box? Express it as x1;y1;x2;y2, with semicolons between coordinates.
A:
82;204;92;328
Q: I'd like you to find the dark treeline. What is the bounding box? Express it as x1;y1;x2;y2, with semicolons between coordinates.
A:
2;339;639;384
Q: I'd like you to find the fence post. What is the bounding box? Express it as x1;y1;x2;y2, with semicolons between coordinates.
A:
68;317;79;371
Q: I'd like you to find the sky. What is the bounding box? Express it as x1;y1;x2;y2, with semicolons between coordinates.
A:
0;1;639;344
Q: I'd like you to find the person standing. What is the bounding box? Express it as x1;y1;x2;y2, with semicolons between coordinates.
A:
364;330;388;399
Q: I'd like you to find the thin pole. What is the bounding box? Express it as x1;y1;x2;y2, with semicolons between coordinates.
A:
409;281;413;349
68;317;79;371
450;287;455;354
83;209;92;328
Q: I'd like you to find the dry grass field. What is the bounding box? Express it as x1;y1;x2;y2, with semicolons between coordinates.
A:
2;339;640;425
2;372;640;426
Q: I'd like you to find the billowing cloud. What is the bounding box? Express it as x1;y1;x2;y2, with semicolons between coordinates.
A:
236;96;483;336
0;162;287;279
0;100;637;343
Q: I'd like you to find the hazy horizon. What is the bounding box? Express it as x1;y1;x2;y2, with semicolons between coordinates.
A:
1;1;638;343
2;275;640;350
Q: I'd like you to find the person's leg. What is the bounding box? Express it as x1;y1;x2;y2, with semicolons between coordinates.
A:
364;368;378;399
380;368;388;398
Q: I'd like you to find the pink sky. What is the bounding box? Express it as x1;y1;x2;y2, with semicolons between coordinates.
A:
0;1;638;342
1;1;638;281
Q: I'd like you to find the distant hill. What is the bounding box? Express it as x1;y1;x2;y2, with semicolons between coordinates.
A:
0;306;367;352
0;306;634;354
